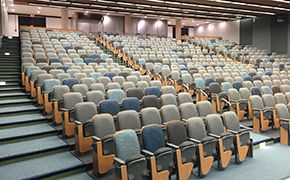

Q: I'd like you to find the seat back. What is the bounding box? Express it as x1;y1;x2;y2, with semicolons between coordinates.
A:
275;103;290;119
274;93;287;105
142;95;160;108
197;101;214;117
209;83;222;94
114;129;141;161
107;89;125;103
180;102;198;120
187;117;208;141
228;88;240;101
99;100;120;116
52;85;70;101
261;86;273;95
72;84;88;96
250;95;264;109
63;78;79;89
205;114;225;136
126;88;144;100
75;102;97;123
239;87;250;100
262;94;276;108
161;86;176;95
86;90;105;105
222;111;240;132
144;87;161;97
142;125;166;153
221;82;232;93
161;94;177;106
250;87;261;96
161;105;181;123
117;110;141;130
62;92;83;110
141;107;162;126
178;92;192;104
166;120;188;146
122;97;141;112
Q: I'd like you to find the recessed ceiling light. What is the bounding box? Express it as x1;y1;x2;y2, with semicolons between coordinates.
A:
168;21;171;24
196;24;199;26
37;11;40;14
192;20;195;22
11;9;15;12
144;16;147;18
182;22;185;25
37;7;42;10
10;4;14;7
107;13;110;15
86;11;89;14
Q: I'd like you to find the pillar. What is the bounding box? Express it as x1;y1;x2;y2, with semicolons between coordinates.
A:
124;15;132;35
61;9;69;29
176;19;181;40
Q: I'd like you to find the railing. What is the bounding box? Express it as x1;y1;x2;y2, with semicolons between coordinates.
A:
19;26;82;32
0;35;2;49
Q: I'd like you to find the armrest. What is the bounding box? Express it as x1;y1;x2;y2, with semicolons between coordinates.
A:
240;125;252;131
221;98;231;106
200;89;209;97
208;133;221;139
168;78;174;84
142;149;154;156
61;108;69;112
114;157;126;165
227;129;238;134
252;108;262;112
279;118;290;123
75;120;82;125
189;138;201;144
92;136;101;142
182;84;189;90
166;142;179;149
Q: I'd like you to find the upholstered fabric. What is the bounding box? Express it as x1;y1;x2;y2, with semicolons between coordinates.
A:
221;82;232;93
72;84;88;96
52;85;70;101
43;79;61;93
107;89;126;103
161;86;176;95
161;105;181;123
93;113;116;139
206;114;225;136
62;92;83;110
80;77;95;87
99;100;120;116
75;102;97;123
97;77;111;87
63;78;79;89
178;92;192;104
144;87;161;98
166;120;188;146
239;88;250;100
37;74;54;86
232;81;242;91
161;94;177;106
127;88;144;100
142;125;165;153
251;87;261;97
262;94;276;108
261;86;273;95
197;101;214;117
275;103;290;119
114;129;141;162
118;110;141;130
122;97;141;112
142;95;160;108
180;102;198;120
86;90;105;105
274;93;287;105
209;83;222;94
141;107;162;125
90;83;105;93
187;117;208;141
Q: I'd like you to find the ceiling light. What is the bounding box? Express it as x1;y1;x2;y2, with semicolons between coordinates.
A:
37;7;41;9
37;10;40;14
10;4;14;7
11;9;15;12
144;15;147;18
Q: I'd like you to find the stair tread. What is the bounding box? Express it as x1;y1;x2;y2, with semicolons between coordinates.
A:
0;87;23;91
0;123;56;141
60;173;93;180
0;92;27;98
0;98;32;105
0;136;68;160
0;105;38;114
0;152;83;180
0;113;46;126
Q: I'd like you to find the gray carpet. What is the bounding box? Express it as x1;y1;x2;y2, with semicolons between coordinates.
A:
0;123;56;141
0;152;84;179
0;98;31;105
0;136;67;160
250;132;273;144
60;172;93;180
0;113;47;125
0;105;38;114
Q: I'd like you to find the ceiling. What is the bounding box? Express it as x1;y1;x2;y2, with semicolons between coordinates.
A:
10;0;290;21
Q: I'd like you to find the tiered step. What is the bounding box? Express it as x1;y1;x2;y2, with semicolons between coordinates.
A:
0;37;88;179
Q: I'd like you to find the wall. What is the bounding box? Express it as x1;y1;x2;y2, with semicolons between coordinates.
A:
271;15;288;54
131;18;167;36
167;26;173;38
252;15;271;51
1;0;9;37
194;20;240;43
188;27;194;36
239;18;253;45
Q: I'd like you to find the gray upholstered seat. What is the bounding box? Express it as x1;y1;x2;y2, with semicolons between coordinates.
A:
178;92;192;104
86;90;105;105
180;102;198;120
141;107;162;126
161;105;181;123
161;94;177;106
72;84;89;96
161;86;176;95
117;110;141;130
197;101;215;117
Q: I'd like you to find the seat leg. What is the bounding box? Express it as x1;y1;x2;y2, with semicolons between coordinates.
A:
218;139;232;169
53;102;62;124
280;123;289;145
198;144;213;176
273;110;280;129
36;87;44;105
176;149;193;180
212;100;217;112
150;156;170;180
30;80;36;97
43;93;52;113
93;141;115;174
235;134;249;163
25;76;31;92
62;112;75;138
75;124;93;154
252;116;260;132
